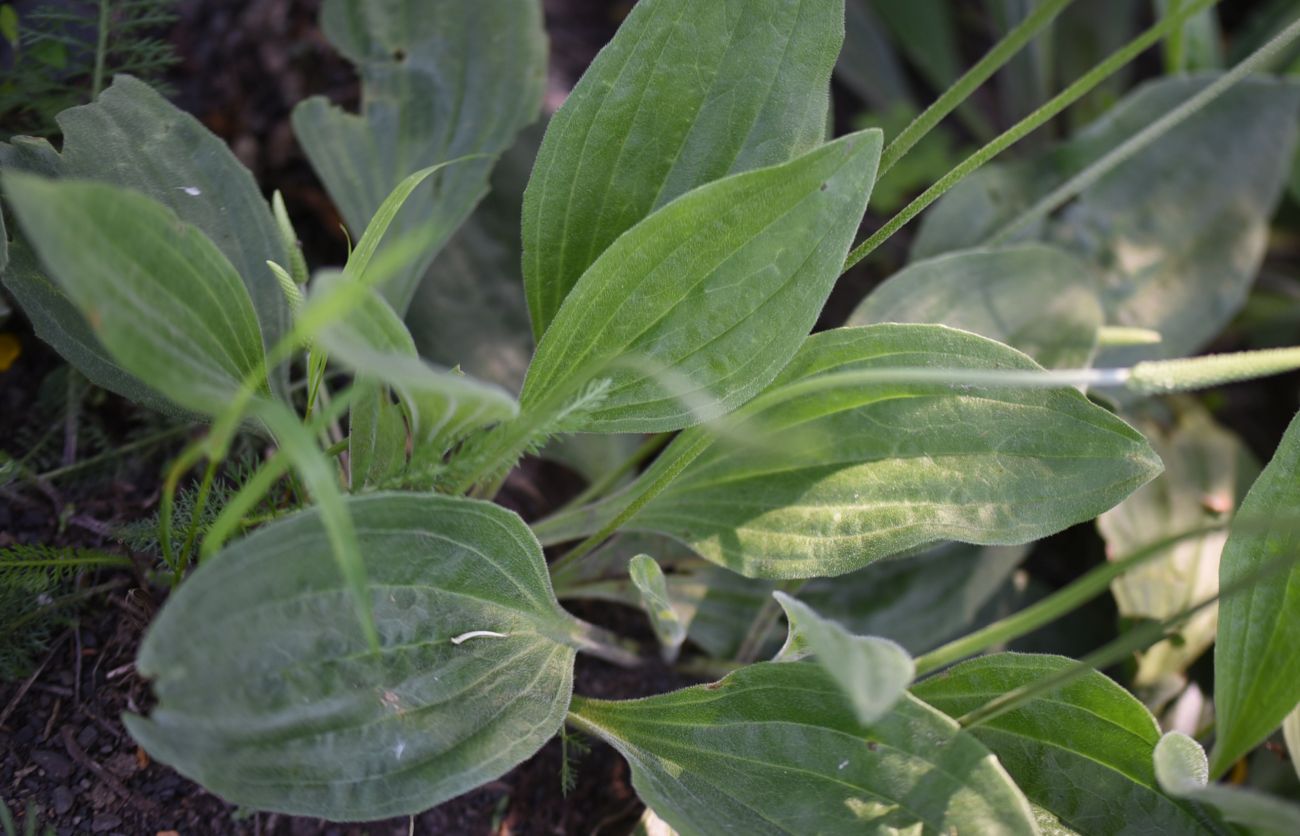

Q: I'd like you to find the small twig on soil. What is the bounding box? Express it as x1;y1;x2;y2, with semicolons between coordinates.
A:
41;698;61;741
62;370;81;467
61;725;158;811
77;705;123;742
106;661;136;681
73;626;83;703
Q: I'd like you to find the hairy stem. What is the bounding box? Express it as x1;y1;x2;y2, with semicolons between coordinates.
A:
991;12;1300;244
915;523;1227;676
880;0;1074;176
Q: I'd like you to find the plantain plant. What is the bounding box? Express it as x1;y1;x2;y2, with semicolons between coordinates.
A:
5;0;1300;831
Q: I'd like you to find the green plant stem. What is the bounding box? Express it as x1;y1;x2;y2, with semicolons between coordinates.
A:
841;0;1220;273
199;450;291;561
955;537;1300;732
32;424;192;483
177;455;220;569
914;523;1227;676
567;619;642;667
1164;0;1187;73
0;555;133;570
734;579;805;664
547;430;715;576
159;440;207;578
991;12;1300;244
91;0;109;99
555;433;672;514
880;0;1074;176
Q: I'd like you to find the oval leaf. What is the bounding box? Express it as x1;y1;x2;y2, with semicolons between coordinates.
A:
520;130;883;434
1211;408;1300;775
848;244;1103;369
772;592;914;724
126;493;578;820
522;0;844;336
626;324;1161;578
5;174;268;415
0;76;293;401
293;0;546;313
569;662;1037;836
913;653;1217;834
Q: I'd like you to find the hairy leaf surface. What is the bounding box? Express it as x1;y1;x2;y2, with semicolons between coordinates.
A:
6;174;267;414
622;324;1160;577
127;494;577;820
293;0;546;313
914;653;1218;834
521;131;882;433
1211;409;1300;776
0;76;291;401
570;662;1037;835
848;244;1103;369
522;0;844;336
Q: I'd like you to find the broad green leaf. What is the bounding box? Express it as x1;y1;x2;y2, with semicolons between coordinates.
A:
126;493;578;820
772;592;914;724
624;324;1160;578
628;555;686;661
1155;731;1300;836
1211;409;1300;776
0;76;292;401
569;662;1038;836
520;130;882;434
5;174;268;415
406;122;543;392
913;653;1218;834
312;274;518;463
522;0;844;336
248;398;377;651
293;0;546;314
1097;405;1256;689
913;76;1300;368
847;244;1103;369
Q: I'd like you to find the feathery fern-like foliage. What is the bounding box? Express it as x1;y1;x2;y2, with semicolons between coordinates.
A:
0;0;179;136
